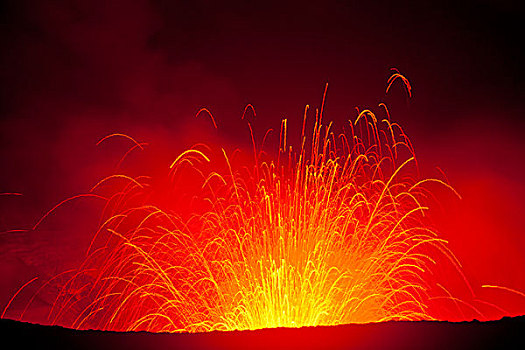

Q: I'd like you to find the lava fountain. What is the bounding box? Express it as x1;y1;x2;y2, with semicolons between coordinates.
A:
7;73;483;332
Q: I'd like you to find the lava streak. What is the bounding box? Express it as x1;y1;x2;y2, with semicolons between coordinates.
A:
12;76;472;332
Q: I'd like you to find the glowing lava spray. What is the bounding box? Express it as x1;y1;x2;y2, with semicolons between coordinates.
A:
14;74;470;332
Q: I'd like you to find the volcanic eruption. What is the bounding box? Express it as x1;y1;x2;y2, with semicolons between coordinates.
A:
5;73;506;333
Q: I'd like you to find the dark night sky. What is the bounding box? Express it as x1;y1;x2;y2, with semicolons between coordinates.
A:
1;0;524;319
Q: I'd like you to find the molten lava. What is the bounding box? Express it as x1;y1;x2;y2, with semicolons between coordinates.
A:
8;74;516;332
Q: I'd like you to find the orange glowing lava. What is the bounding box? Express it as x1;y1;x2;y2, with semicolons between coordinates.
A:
7;73;521;332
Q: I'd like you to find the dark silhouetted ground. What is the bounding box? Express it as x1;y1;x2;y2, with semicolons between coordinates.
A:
1;317;523;350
